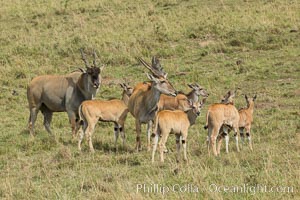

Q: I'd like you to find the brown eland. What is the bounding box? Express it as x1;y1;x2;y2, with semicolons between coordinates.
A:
152;99;206;163
204;90;240;156
128;57;177;151
78;83;133;153
217;94;257;154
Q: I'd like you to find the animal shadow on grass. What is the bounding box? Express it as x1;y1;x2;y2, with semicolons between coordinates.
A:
92;141;134;154
20;128;57;142
78;140;126;154
192;148;204;157
93;141;111;153
117;155;141;166
20;129;29;135
18;129;59;152
60;137;75;146
20;129;31;137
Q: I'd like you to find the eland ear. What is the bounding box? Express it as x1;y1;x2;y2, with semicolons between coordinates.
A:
163;73;168;79
119;83;125;89
253;94;257;101
78;68;86;73
146;73;153;80
187;83;193;89
146;73;158;83
123;83;129;88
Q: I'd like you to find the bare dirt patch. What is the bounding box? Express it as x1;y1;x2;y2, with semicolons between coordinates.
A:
199;40;215;47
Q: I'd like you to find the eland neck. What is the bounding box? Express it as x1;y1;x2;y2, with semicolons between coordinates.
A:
144;83;161;112
247;101;255;114
122;92;131;106
186;90;199;102
187;109;199;126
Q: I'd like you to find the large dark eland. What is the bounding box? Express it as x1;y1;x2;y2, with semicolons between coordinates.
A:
27;49;104;137
128;57;177;151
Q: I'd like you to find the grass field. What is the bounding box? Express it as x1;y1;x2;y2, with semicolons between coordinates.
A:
0;0;299;199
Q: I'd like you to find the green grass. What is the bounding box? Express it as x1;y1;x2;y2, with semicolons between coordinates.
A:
0;0;299;199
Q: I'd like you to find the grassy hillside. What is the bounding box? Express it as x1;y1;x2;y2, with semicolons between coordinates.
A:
0;0;299;199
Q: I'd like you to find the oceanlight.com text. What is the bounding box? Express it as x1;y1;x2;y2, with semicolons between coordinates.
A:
209;184;294;195
136;183;294;195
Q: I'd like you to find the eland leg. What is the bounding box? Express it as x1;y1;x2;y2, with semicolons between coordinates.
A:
114;122;119;151
135;120;142;151
28;106;40;136
41;105;53;135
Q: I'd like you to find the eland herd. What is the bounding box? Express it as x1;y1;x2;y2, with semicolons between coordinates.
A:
27;49;256;163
